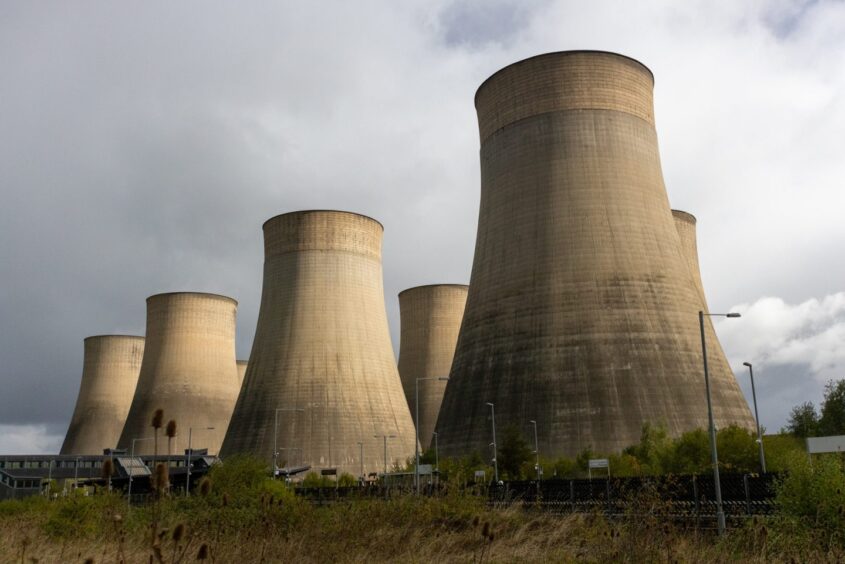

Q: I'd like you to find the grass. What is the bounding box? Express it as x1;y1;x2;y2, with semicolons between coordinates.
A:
2;455;844;563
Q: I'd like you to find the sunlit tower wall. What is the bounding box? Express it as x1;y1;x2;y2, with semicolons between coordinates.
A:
436;51;754;458
221;211;416;476
672;209;749;425
117;292;240;455
397;284;468;450
236;360;248;389
60;335;145;455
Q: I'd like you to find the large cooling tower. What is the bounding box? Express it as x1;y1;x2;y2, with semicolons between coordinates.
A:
221;211;416;476
117;292;240;455
436;51;754;458
60;335;145;455
397;284;468;451
236;360;248;388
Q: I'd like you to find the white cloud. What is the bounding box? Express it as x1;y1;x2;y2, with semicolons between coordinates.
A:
0;425;64;455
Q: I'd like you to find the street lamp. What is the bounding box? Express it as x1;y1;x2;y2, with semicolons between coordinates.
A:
415;377;449;494
486;402;498;484
357;441;364;485
273;407;304;478
128;437;154;508
374;434;396;490
74;456;81;488
433;431;440;486
185;426;214;497
529;420;540;482
699;310;741;536
743;362;767;474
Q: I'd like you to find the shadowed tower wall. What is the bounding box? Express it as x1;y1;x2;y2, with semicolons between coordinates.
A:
60;335;145;455
436;51;754;458
221;210;416;476
117;293;240;455
397;284;468;450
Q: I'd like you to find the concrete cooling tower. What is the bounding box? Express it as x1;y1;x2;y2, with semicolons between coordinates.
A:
236;360;248;388
672;209;749;430
436;51;754;458
221;211;416;476
117;292;240;455
397;284;468;450
60;335;145;455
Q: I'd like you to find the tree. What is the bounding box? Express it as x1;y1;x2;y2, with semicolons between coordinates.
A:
497;424;533;480
785;402;819;438
819;379;845;436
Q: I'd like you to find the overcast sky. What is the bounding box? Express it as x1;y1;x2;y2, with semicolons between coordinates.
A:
2;0;844;453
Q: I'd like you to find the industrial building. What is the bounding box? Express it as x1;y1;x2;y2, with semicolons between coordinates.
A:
435;51;755;459
117;292;241;455
60;335;145;455
397;284;468;450
221;210;416;477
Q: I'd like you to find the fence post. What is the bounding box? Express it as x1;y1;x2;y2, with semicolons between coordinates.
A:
570;480;574;512
692;475;700;526
744;474;751;516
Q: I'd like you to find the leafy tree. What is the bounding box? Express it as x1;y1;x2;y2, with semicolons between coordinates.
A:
497;424;533;480
819;379;845;436
664;428;709;475
786;401;819;438
623;422;672;474
716;425;758;473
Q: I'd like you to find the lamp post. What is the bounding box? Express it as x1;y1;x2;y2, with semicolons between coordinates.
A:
185;426;214;496
415;377;449;494
529;420;540;482
128;437;154;508
699;310;741;536
273;407;304;478
433;431;439;487
743;362;767;474
486;402;498;484
74;456;80;488
374;434;396;491
357;441;364;485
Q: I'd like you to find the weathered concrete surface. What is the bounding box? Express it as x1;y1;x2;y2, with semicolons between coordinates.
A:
672;209;750;429
436;51;754;459
60;335;145;455
221;211;416;476
117;293;240;455
236;360;248;389
397;284;468;450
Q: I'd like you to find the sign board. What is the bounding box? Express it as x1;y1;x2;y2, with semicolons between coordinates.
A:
416;464;433;475
588;458;609;469
474;470;486;480
807;435;845;454
321;468;337;476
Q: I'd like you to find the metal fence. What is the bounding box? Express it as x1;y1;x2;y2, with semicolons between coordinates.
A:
295;473;779;520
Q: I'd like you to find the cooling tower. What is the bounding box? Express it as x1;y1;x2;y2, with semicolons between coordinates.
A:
221;211;416;475
117;292;240;455
60;335;145;455
436;51;754;458
672;210;750;429
397;284;468;451
236;360;248;388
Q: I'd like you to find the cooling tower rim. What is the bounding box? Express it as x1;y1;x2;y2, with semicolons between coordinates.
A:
146;291;238;306
83;334;145;342
398;283;469;297
474;50;654;106
671;209;698;224
262;210;384;231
